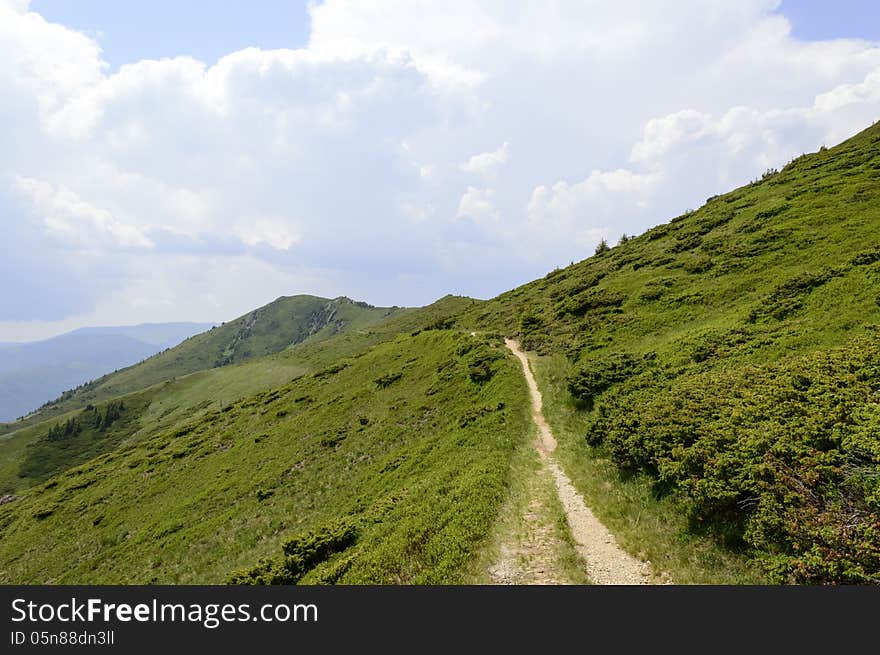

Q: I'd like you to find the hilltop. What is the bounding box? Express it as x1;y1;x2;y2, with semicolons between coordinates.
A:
0;295;406;434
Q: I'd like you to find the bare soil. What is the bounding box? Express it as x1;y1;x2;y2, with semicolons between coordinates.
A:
500;339;660;585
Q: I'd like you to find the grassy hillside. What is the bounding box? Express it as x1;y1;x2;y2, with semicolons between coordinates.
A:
0;296;474;494
0;330;529;584
456;121;880;583
0;296;404;435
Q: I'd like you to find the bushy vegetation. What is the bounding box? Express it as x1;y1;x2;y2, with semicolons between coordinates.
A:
229;520;358;584
567;352;654;404
0;330;529;583
460;121;880;583
17;396;152;487
587;335;880;582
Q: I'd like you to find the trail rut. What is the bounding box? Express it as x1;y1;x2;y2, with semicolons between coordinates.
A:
503;338;656;585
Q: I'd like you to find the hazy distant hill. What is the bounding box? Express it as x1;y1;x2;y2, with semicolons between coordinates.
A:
0;323;212;422
2;295;409;429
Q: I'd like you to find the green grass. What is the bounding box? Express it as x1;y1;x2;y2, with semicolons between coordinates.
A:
0;296;474;494
466;431;592;585
456;121;880;583
530;352;765;584
0;330;531;584
0;352;309;494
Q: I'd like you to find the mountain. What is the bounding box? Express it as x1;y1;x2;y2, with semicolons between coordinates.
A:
0;121;877;585
0;295;455;493
66;323;217;348
0;295;406;432
0;295;504;585
455;120;880;583
0;323;212;423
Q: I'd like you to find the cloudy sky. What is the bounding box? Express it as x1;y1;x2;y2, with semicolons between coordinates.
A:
2;0;879;341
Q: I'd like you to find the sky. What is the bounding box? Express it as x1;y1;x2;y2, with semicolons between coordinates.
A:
2;1;880;342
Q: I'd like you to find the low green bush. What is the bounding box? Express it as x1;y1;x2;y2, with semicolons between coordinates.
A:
567;352;653;402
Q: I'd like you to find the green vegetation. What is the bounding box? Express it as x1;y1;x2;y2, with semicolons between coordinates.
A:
0;296;406;435
0;330;530;583
457;121;880;583
18;397;152;487
0;296;475;495
467;435;592;584
532;353;766;584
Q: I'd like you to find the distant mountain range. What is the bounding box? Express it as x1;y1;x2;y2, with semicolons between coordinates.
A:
0;323;213;422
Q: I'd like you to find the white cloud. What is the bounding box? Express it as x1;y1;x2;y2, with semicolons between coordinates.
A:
457;186;499;224
234;217;301;251
400;201;435;222
460;142;509;176
3;0;880;337
0;0;106;122
526;169;659;248
13;176;153;249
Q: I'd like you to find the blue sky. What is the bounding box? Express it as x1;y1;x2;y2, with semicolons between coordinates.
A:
781;0;880;41
31;1;312;68
29;1;880;69
3;1;880;341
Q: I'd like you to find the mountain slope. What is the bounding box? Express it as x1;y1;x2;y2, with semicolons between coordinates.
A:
0;323;211;422
1;295;405;433
455;120;880;583
0;329;528;584
0;295;474;493
66;323;216;348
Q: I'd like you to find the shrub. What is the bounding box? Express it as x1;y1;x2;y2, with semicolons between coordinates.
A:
670;233;702;253
375;371;403;388
852;247;880;266
556;288;626;317
638;277;675;302
229;520;358;585
598;336;880;583
567;352;652;402
682;253;713;274
749;268;842;322
754;203;790;221
424;316;455;331
594;239;610;255
313;362;349;378
466;346;504;383
519;309;543;334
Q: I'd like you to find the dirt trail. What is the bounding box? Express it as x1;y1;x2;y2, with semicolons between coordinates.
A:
486;463;579;585
504;339;656;585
